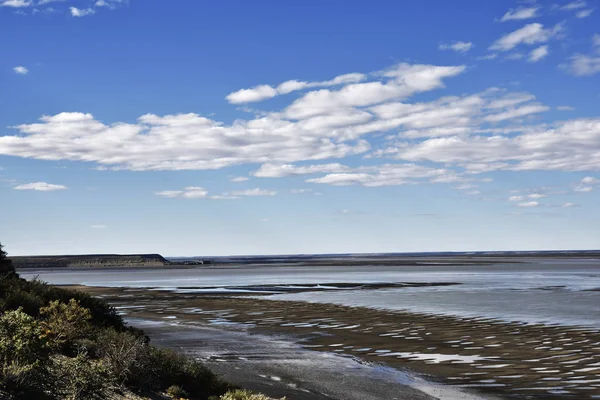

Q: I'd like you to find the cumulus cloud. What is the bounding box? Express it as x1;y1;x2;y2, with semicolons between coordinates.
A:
14;182;67;191
0;0;31;7
581;176;599;184
0;63;468;172
499;7;540;22
283;63;466;119
528;45;549;62
489;23;562;52
439;41;473;53
13;66;28;75
397;118;600;172
226;73;366;104
69;7;94;17
0;112;371;171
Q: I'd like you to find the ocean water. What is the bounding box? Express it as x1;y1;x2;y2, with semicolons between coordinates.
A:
20;257;600;328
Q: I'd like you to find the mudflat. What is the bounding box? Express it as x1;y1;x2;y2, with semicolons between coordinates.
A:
68;285;600;399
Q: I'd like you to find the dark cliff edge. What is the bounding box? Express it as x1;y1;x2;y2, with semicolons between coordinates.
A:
12;253;170;268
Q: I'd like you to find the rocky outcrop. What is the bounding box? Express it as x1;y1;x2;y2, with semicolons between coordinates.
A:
12;254;169;268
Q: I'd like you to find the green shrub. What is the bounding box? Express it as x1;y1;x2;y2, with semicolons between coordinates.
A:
95;328;149;387
167;384;189;399
220;390;280;400
149;347;232;399
0;308;50;396
40;299;92;350
50;352;111;400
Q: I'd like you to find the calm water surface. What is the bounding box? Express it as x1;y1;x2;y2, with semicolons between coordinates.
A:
20;258;600;328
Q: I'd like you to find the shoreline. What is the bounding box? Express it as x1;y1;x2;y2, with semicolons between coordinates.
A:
64;285;600;399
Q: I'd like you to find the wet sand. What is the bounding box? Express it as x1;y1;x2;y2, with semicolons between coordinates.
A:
69;285;600;399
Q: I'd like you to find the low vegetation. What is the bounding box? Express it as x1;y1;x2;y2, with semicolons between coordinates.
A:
0;243;280;400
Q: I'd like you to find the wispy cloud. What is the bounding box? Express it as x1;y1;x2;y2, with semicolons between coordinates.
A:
230;188;276;196
226;72;366;104
14;182;67;191
528;45;549;62
438;41;473;53
499;7;540;22
90;224;107;229
489;23;562;52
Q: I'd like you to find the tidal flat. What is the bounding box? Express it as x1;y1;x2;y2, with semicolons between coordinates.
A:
66;285;600;399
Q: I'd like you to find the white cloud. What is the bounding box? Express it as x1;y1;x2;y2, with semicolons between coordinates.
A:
581;176;599;184
0;0;31;7
14;182;67;191
226;72;366;104
557;105;575;111
284;63;466;119
499;7;540;22
528;193;546;199
574;185;593;192
593;34;600;48
90;224;106;229
253;163;350;178
155;186;242;199
518;201;539;207
69;7;95;17
528;45;549;62
1;112;370;171
576;9;593;18
509;195;525;201
230;176;249;182
489;23;562;52
290;188;312;194
306;163;461;187
397;118;600;172
13;66;28;75
477;53;498;61
439;41;473;53
561;1;587;10
564;54;600;76
155;190;184;198
95;0;122;8
562;202;576;208
230;188;276;196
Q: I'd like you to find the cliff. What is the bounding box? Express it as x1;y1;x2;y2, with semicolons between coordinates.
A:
11;253;169;268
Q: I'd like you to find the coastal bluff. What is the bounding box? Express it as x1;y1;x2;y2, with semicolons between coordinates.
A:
12;253;169;268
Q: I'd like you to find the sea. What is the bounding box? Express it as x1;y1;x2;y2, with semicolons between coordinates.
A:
19;255;600;329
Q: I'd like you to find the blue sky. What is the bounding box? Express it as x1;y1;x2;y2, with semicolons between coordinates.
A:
1;0;600;256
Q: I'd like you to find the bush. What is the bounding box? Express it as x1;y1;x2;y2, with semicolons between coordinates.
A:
95;328;149;387
50;352;111;400
40;299;92;350
0;308;50;396
149;347;232;399
167;384;189;399
219;390;280;400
